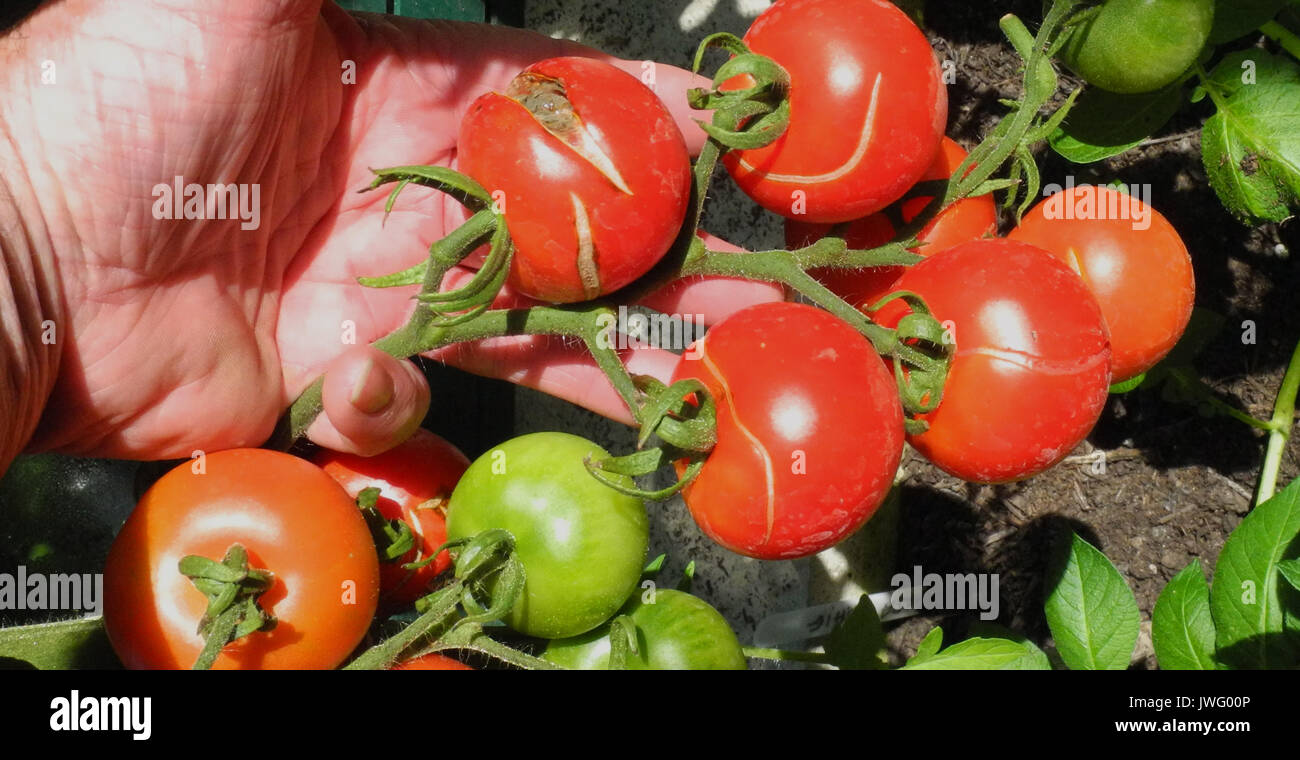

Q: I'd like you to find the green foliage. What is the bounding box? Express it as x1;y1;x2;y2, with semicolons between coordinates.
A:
1045;534;1140;670
1152;561;1218;669
1200;51;1300;224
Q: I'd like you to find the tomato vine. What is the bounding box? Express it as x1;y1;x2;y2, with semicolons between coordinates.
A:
270;1;1087;507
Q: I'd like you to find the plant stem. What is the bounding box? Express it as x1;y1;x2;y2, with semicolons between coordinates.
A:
1256;338;1300;505
423;623;563;670
1261;20;1300;60
344;580;464;670
742;646;835;665
1165;368;1278;432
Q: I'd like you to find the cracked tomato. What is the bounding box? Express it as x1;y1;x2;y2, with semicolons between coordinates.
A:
671;301;904;559
722;0;947;223
874;239;1112;483
457;56;691;303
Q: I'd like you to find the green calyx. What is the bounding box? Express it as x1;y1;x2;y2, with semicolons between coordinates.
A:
178;544;277;670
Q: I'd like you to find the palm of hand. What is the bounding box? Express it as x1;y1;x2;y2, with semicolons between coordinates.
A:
28;3;566;458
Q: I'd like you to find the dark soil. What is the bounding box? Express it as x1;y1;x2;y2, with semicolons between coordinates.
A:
882;0;1300;668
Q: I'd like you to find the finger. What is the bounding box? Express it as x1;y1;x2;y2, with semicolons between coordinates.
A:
308;346;430;455
431;336;680;426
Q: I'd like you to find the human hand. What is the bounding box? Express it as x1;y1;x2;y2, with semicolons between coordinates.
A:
0;0;781;472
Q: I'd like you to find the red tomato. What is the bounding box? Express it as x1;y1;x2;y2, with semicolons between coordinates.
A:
875;240;1112;483
458;56;691;303
103;449;380;669
722;0;947;223
392;653;474;671
1008;184;1194;382
787;138;998;307
671;302;904;559
314;429;470;609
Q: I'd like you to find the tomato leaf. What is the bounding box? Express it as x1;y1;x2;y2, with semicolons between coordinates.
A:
1152;560;1218;670
1210;475;1300;668
911;626;944;662
1278;559;1300;593
1044;533;1140;670
900;637;1050;670
966;622;1054;670
1048;84;1184;164
824;594;887;670
1109;373;1148;394
1201;51;1300;225
0;616;120;670
1210;0;1291;43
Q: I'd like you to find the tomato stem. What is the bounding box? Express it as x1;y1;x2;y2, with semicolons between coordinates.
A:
179;544;277;670
419;623;563;670
1255;337;1300;505
344;579;464;670
1260;20;1300;61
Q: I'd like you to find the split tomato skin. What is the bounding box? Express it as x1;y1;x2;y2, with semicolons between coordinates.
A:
787;137;998;307
1008;184;1195;382
876;240;1112;484
314;429;470;609
723;0;947;223
103;449;380;670
672;301;904;560
457;56;691;303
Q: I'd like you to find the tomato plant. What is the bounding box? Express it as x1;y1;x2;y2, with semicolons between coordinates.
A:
1009;184;1195;381
315;429;470;609
102;449;380;670
542;588;747;670
444;432;649;639
1057;0;1215;94
721;0;947;223
457;56;691;303
875;239;1112;483
671;301;904;559
787;137;998;307
392;653;473;670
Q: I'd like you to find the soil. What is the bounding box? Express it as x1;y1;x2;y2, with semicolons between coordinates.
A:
883;0;1300;668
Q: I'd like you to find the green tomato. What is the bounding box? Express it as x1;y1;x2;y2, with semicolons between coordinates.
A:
445;432;648;639
542;588;748;670
1058;0;1214;94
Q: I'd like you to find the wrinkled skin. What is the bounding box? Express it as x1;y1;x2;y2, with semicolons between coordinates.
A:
0;0;782;474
